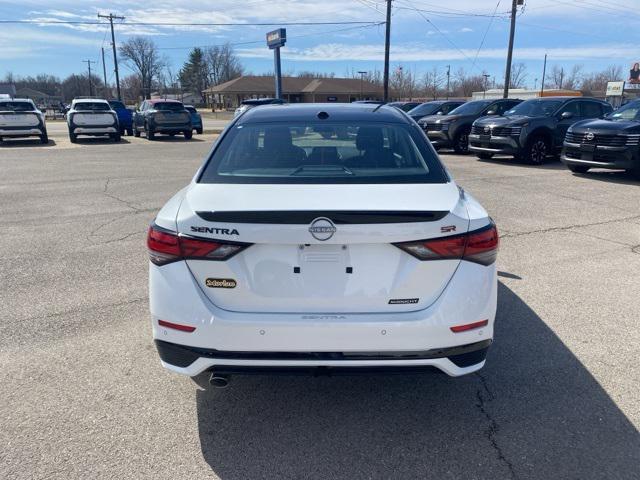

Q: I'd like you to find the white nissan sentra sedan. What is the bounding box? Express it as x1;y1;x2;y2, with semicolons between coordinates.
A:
148;103;498;386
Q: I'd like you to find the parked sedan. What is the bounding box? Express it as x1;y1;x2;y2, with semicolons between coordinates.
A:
147;103;499;385
562;99;640;177
419;99;521;154
0;98;48;144
470;97;612;164
407;100;465;123
185;105;203;134
108;99;134;136
133;99;192;140
67;98;120;143
234;98;287;117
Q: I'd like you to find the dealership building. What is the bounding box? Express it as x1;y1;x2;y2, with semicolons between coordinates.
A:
203;75;383;109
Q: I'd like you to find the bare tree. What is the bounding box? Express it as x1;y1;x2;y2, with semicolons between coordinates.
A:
546;64;582;90
422;66;443;100
581;65;623;92
204;43;244;86
390;65;418;100
452;68;485;97
509;62;527;88
119;37;164;99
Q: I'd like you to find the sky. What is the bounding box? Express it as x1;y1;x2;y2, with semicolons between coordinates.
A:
0;0;638;89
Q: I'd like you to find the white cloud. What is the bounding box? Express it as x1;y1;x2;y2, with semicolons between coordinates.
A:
460;27;473;33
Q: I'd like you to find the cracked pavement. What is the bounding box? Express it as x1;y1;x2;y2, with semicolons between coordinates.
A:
1;134;639;479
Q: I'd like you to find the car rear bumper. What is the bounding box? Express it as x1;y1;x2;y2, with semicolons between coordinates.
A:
0;128;44;137
73;126;117;135
562;142;638;170
149;259;497;377
149;122;191;133
469;135;520;155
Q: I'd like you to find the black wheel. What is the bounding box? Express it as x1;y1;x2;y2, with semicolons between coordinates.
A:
452;127;471;154
40;132;49;144
628;165;640;180
112;133;121;142
133;127;140;138
146;123;155;140
196;128;203;135
476;152;493;160
69;132;77;143
524;136;549;165
184;130;193;140
127;128;134;136
568;164;590;174
120;127;125;136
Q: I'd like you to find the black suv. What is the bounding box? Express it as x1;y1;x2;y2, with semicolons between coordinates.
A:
562;99;640;178
418;98;521;154
406;100;465;123
470;97;612;164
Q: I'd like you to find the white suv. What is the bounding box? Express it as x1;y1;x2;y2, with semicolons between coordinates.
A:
66;98;119;143
148;103;498;387
0;98;48;144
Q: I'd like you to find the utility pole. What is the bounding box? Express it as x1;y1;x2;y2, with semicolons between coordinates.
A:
101;47;108;97
83;60;97;97
446;65;450;100
502;0;521;99
98;13;125;100
383;0;392;102
358;71;367;100
483;74;490;99
540;53;547;96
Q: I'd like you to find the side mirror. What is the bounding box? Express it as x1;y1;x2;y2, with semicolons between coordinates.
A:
560;111;574;119
486;110;497;116
436;111;443;115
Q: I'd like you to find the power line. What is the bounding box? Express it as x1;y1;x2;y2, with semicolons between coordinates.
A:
0;19;382;26
471;1;501;71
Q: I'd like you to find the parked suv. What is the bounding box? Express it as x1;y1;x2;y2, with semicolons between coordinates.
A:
418;99;521;153
407;100;465;123
562;99;640;177
133;99;192;140
0;98;48;144
67;98;120;143
184;105;203;134
108;99;133;136
470;97;612;164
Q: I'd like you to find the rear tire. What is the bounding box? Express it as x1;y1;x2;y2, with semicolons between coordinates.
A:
628;164;640;180
146;123;155;140
568;164;590;174
112;133;121;142
127;128;133;136
196;127;203;135
133;127;140;138
524;136;549;165
40;133;49;144
452;127;471;154
184;130;193;140
69;132;77;143
476;152;493;160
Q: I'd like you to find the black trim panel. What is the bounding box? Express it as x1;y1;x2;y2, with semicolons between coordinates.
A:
154;339;492;369
195;210;449;224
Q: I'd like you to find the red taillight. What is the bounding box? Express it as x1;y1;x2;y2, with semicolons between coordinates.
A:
450;319;489;333
394;221;499;265
147;224;249;266
158;319;196;332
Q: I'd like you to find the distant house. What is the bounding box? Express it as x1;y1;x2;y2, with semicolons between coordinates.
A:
15;87;63;108
0;83;17;97
203;76;383;109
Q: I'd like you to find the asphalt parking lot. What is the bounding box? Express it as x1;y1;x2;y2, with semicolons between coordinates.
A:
1;129;639;480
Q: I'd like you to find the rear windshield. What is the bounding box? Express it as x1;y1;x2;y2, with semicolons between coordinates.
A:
75;102;110;111
185;106;197;113
448;100;493;115
109;101;125;110
153;102;184;111
0;101;34;112
198;122;448;184
505;99;563;117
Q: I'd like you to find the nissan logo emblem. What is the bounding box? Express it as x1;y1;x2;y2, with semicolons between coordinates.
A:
585;132;595;141
308;217;336;241
484;126;490;133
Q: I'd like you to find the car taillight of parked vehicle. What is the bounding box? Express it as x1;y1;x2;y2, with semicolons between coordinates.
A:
394;222;499;265
147;224;250;266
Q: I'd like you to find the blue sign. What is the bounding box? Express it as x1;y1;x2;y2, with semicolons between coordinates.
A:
266;29;286;49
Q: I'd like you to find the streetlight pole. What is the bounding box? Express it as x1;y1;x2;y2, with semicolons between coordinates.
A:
358;71;367;100
483;74;490;99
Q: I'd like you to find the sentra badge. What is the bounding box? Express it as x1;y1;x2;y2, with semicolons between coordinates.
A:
205;278;237;289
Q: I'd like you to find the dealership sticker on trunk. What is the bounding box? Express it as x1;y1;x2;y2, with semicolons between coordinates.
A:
388;298;419;304
205;278;237;289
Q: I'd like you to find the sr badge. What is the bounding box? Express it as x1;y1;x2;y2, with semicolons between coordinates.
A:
205;278;237;289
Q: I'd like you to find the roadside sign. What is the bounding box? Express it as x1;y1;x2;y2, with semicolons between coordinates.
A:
606;81;625;96
266;29;286;49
